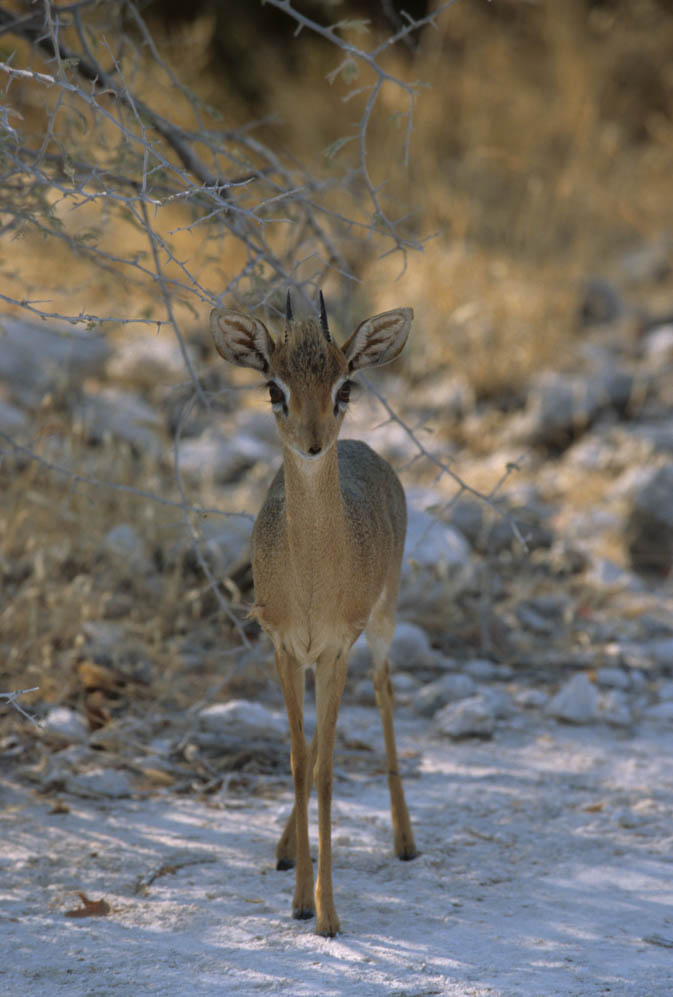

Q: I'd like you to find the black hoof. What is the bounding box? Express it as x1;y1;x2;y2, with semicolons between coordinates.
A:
293;907;315;920
398;848;420;862
276;857;295;871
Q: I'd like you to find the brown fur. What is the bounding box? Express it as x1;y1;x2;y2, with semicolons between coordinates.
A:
210;304;416;936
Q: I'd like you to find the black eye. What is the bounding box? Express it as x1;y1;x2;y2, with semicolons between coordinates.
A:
266;380;286;410
336;380;352;406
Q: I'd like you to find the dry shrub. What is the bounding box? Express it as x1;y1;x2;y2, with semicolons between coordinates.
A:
2;1;673;712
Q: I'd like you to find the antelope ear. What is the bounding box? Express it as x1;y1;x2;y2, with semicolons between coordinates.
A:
210;309;275;373
342;307;413;371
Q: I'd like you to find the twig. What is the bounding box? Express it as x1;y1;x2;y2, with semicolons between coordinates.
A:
0;4;234;191
172;398;252;648
0;431;253;522
363;377;529;551
138;197;208;409
0;687;42;727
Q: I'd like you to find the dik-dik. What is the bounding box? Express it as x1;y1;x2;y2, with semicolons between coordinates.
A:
210;292;417;936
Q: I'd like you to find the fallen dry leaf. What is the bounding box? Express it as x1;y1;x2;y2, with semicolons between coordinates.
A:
64;892;111;918
138;766;175;786
77;660;124;692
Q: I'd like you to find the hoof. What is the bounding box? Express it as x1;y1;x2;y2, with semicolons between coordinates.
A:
292;906;315;921
316;917;340;938
276;857;295;871
397;847;420;861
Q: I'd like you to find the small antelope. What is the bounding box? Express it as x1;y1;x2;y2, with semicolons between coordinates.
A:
210;292;417;936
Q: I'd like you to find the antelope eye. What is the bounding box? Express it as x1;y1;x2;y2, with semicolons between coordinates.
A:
336;380;352;405
266;381;285;407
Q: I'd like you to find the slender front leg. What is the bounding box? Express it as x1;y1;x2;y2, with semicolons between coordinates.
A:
373;659;418;861
313;650;349;937
276;728;318;870
275;650;314;919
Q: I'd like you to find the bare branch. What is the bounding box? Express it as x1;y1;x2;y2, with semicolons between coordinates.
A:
172;398;252;648
363;377;529;551
0;430;253;522
0;687;42;727
0;0;521;675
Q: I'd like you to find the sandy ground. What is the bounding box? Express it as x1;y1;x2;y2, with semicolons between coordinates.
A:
2;705;673;997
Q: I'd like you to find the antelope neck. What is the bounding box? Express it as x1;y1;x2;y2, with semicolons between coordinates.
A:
282;443;346;547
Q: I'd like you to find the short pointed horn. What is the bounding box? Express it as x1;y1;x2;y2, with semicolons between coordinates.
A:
285;289;292;344
319;290;331;343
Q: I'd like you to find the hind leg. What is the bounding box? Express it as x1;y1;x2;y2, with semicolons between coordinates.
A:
366;600;418;861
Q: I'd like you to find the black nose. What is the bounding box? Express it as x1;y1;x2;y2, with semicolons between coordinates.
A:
308;444;322;455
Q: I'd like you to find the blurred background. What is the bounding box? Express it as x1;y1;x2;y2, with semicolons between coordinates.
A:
1;0;673;764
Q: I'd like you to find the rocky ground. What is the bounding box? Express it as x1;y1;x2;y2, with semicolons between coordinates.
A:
1;247;673;994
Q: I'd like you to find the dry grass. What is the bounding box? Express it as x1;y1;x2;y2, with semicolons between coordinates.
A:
4;3;672;364
2;0;673;714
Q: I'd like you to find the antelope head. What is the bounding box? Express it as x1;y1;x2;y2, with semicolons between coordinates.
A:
210;293;413;460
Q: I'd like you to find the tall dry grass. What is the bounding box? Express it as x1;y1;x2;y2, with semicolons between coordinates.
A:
2;0;672;710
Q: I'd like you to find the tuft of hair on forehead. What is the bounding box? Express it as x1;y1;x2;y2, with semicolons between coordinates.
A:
275;317;346;381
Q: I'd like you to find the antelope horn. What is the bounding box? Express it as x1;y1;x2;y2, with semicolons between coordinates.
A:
285;289;292;344
319;290;331;343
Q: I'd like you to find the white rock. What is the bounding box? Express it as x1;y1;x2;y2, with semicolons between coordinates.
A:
479;686;516;719
599;690;633;728
392;672;418;694
102;524;154;574
644;701;673;723
391;672;418;705
546;673;599;724
464;658;499;680
67;767;133;798
389;622;436;670
564;434;614;472
353;677;376;707
400;507;475;614
643;323;673;363
587;558;642;592
81;620;126;650
177;427;274;482
234;409;282;446
515;688;549;709
43;707;88;741
0;316;110;407
415;673;476;717
0;399;30;437
433;695;496;739
649;638;673;670
199;700;288;739
349;624;440;676
595;667;631;690
403;508;471;576
107;334;194;384
199;517;255;574
657;679;673;701
347;634;371;677
511;369;633;449
74;388;162;456
616;809;649;829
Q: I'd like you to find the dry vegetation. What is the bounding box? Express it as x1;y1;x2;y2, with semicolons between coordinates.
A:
1;0;672;726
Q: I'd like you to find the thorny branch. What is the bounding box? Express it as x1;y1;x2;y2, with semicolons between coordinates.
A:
0;688;42;727
0;430;254;522
0;4;231;190
172;396;253;649
0;1;524;653
264;0;458;267
363;377;529;551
